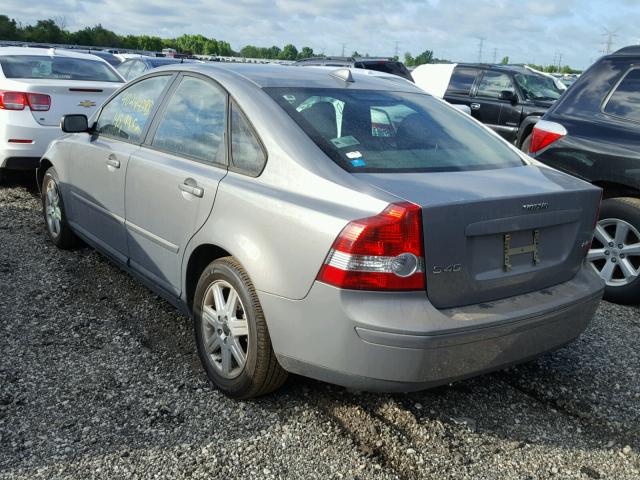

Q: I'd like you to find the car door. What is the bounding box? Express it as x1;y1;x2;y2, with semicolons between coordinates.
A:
443;66;481;110
471;70;520;141
124;74;228;296
65;74;174;263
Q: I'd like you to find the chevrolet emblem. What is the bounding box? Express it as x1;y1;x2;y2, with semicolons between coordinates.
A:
78;100;96;108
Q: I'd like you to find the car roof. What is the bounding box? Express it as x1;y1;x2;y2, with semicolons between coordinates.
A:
0;46;110;62
154;62;424;92
611;46;640;56
296;56;396;64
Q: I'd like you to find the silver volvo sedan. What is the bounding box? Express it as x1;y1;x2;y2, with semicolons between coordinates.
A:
37;64;604;399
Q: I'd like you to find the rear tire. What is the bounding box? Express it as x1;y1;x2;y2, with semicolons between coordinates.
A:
193;257;287;399
41;167;78;249
588;197;640;305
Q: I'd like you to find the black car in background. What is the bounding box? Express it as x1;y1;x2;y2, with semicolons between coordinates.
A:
294;56;414;82
531;46;640;304
116;57;197;81
433;64;563;146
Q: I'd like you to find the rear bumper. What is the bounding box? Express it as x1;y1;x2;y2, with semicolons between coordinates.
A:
0;110;62;170
259;265;604;392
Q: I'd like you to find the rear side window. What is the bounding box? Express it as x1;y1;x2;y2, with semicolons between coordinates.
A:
230;103;267;176
96;75;170;142
476;71;515;99
603;67;640;122
446;67;480;95
151;76;227;164
266;87;524;173
0;55;121;82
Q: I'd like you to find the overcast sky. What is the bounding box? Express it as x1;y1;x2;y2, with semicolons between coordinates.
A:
5;0;640;68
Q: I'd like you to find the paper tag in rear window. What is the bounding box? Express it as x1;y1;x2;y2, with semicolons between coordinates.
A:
331;135;360;148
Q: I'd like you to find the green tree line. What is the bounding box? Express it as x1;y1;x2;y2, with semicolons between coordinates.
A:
0;15;320;60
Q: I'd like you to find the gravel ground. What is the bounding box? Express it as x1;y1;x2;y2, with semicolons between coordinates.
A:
1;174;639;480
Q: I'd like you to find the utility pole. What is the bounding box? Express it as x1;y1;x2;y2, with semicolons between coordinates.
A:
477;37;486;63
602;28;617;55
394;41;399;59
493;48;497;63
557;53;563;72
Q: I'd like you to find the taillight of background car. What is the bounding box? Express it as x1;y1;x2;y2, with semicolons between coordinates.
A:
316;202;425;290
0;91;51;111
529;120;567;154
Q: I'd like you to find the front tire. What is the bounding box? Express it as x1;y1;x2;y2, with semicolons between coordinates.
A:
193;257;287;398
588;197;640;304
41;167;78;249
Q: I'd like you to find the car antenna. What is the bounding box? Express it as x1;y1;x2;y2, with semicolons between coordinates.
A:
330;68;354;83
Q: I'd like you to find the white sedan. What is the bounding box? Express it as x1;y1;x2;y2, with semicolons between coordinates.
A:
0;47;124;179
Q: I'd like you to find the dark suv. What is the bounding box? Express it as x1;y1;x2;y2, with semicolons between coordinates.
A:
530;46;640;304
294;56;414;82
440;64;563;146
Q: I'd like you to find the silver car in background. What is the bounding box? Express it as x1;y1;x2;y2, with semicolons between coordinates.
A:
38;64;604;398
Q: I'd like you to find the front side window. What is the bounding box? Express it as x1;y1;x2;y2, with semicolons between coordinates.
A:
152;76;226;164
603;68;640;123
476;71;515;99
446;67;480;95
231;103;267;175
266;87;524;173
96;75;170;142
0;55;121;82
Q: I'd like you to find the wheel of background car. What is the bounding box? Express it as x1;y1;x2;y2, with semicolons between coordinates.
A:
41;167;78;249
193;256;287;398
520;134;532;153
588;197;640;304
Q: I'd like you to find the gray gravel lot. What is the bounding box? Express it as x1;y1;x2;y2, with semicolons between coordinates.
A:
0;175;639;479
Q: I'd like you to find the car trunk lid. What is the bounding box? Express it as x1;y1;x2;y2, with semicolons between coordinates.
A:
11;79;122;126
356;165;601;309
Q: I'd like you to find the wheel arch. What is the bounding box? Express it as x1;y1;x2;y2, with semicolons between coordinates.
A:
592;181;640;200
184;243;233;313
36;158;54;193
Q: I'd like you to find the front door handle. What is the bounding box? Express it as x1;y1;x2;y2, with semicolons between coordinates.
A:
179;179;204;198
106;155;120;169
470;103;481;110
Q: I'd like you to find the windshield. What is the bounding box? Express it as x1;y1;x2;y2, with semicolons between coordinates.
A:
514;73;562;101
0;55;121;82
266;87;524;173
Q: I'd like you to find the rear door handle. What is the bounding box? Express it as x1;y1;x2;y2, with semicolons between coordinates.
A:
470;103;481;110
179;180;204;198
106;155;120;169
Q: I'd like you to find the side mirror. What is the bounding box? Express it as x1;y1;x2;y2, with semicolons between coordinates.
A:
61;114;89;133
499;90;518;104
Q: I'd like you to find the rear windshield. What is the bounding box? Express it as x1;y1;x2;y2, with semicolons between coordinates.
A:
357;61;412;81
265;87;524;173
0;55;121;82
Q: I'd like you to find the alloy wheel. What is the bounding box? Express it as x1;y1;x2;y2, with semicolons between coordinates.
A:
45;178;63;238
588;218;640;287
200;280;249;379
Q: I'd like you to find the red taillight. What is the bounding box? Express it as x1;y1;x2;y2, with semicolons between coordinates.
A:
0;91;26;110
0;91;50;111
26;93;51;111
529;120;567;154
316;202;425;290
